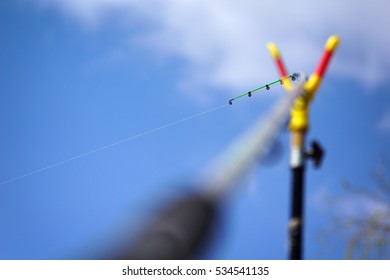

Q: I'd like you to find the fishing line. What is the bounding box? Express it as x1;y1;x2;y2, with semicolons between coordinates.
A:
1;73;297;186
0;104;227;186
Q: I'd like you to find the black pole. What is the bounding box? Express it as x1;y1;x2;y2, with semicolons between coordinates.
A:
289;165;305;260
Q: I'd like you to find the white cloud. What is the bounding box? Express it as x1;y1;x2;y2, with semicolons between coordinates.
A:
36;0;390;94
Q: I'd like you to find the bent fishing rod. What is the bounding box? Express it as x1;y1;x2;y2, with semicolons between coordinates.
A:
118;35;339;260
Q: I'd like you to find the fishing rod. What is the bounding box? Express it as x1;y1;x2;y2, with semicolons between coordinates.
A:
118;35;339;260
122;75;306;260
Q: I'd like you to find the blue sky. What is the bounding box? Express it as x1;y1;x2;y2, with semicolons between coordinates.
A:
0;0;389;259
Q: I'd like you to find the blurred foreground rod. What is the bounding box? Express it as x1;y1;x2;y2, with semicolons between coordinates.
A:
124;78;306;260
124;35;339;260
